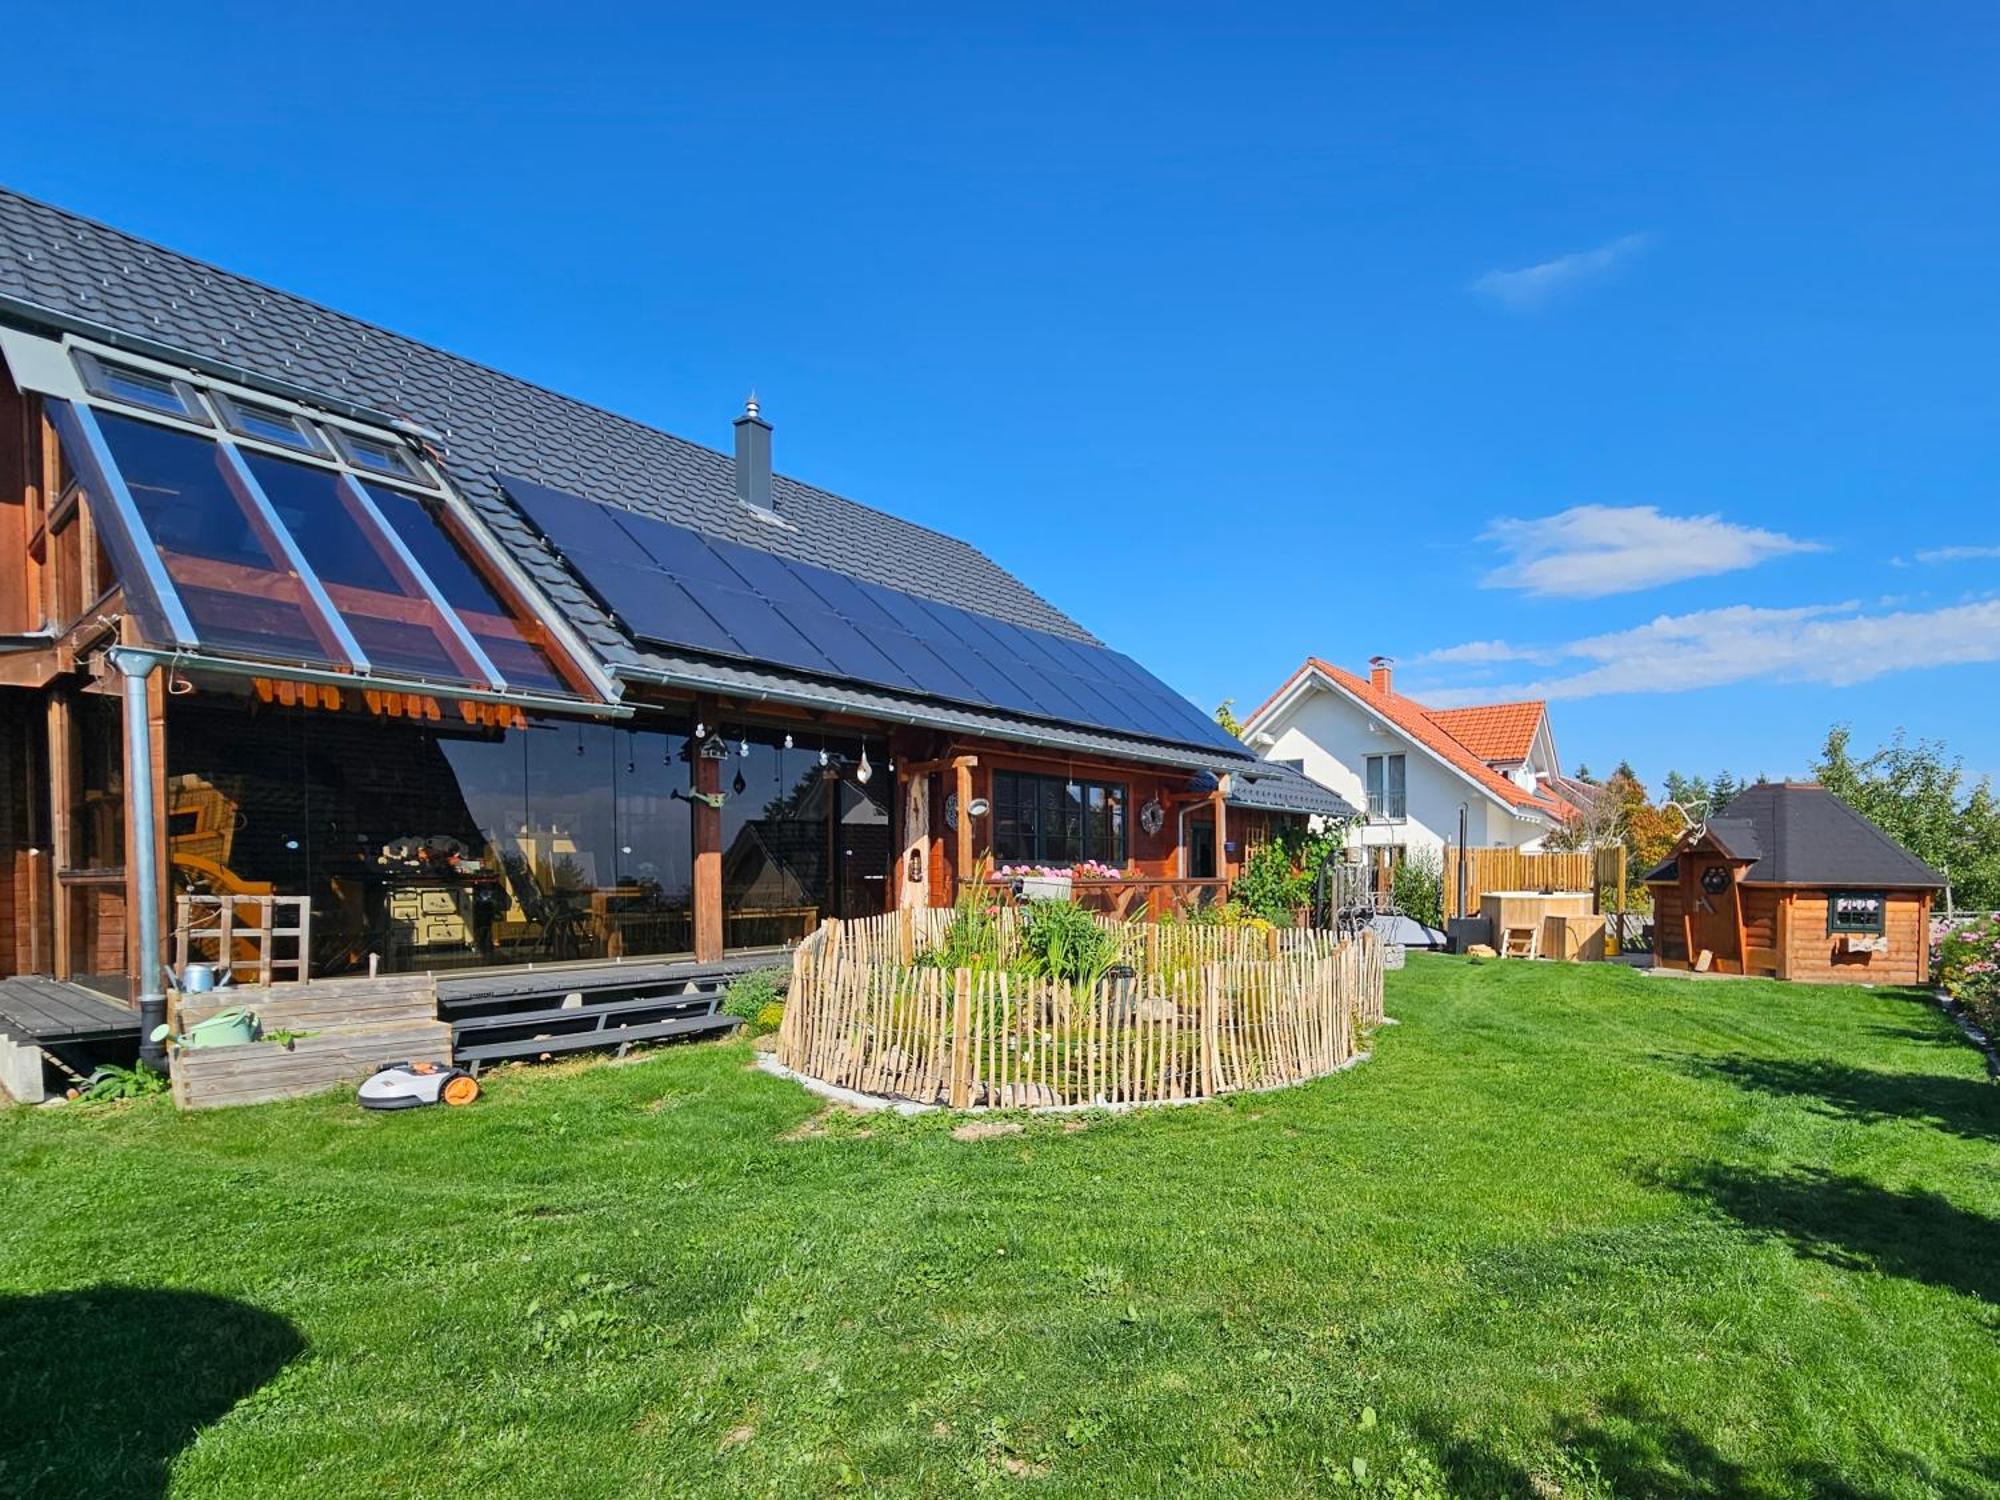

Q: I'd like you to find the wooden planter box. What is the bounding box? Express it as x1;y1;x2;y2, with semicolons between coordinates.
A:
169;974;448;1110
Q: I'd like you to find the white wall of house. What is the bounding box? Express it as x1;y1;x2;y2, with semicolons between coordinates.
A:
1258;687;1545;864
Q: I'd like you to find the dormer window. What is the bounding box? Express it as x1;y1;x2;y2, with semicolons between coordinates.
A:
210;390;329;456
72;350;210;425
326;425;434;487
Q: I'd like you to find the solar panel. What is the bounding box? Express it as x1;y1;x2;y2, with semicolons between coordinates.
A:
707;536;825;606
676;577;837;676
579;559;741;658
613;512;744;588
494;474;1245;753
500;472;635;561
867;628;984;702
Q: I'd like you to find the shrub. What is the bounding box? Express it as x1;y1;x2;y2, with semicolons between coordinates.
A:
753;1001;786;1036
1020;899;1119;986
1233;841;1308;925
1937;914;2000;1034
723;967;789;1027
1392;848;1444;929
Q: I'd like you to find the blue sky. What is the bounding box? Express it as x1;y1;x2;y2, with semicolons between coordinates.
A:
8;4;1997;789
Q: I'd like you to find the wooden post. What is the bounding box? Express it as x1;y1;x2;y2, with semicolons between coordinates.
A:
953;757;975;894
45;692;72;979
692;698;723;963
949;967;973;1109
1210;786;1228;886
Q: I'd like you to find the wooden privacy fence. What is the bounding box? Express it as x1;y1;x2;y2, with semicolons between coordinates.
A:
1443;846;1626;922
777;912;1384;1109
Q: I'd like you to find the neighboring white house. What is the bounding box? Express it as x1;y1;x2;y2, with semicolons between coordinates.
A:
1241;656;1582;883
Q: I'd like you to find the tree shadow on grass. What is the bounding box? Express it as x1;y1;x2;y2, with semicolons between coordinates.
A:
1675;1163;2000;1306
1671;1053;2000;1146
0;1285;304;1500
1418;1390;1996;1499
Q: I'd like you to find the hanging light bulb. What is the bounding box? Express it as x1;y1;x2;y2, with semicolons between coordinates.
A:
783;732;793;750
695;720;706;739
739;736;750;759
819;745;830;767
856;746;873;785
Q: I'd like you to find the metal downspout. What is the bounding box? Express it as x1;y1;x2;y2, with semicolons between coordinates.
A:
109;648;168;1071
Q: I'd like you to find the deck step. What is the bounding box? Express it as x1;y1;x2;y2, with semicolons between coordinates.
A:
449;992;722;1042
455;1012;740;1070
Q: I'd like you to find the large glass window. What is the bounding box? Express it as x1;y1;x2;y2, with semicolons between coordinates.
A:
165;699;692;977
242;452;481;683
365;483;574;695
991;770;1126;868
720;726;891;948
94;411;343;664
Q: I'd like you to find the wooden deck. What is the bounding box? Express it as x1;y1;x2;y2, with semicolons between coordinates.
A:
0;976;140;1046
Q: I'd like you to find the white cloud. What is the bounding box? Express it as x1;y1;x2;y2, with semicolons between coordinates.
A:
1481;503;1822;599
1471;233;1651;310
1412;597;2000;704
1914;544;2000;564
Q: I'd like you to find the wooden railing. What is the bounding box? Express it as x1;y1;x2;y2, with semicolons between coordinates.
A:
777;910;1384;1109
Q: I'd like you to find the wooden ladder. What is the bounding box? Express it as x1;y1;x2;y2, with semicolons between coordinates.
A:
1501;924;1539;960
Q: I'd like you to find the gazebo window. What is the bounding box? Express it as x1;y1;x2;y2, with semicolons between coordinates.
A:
1827;891;1885;936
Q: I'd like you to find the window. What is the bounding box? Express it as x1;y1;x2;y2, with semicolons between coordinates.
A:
211;391;329;456
1365;753;1407;821
92;410;346;664
325;425;434;487
73;350;210;425
1827;891;1886;935
991;770;1126;868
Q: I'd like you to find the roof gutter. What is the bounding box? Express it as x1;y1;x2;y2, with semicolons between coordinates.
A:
606;660;1251;774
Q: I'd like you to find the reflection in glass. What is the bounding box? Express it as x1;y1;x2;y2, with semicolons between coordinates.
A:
165;700;691;976
720;726;891;948
242;452;477;682
95;410;340;663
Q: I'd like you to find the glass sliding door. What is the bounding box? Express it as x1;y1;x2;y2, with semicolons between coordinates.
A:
165;698;692;977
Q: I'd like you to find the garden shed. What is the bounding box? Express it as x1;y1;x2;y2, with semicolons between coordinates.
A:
1643;782;1943;984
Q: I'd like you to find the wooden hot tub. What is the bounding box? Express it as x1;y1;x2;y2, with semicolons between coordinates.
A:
1479;890;1605;960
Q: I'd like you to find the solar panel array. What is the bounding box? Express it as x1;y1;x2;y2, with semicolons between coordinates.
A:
497;474;1240;753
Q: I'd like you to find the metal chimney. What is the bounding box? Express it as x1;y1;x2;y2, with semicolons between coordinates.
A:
733;392;773;511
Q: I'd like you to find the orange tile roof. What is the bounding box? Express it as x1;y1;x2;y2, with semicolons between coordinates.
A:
1427;701;1546;763
1250;658;1566;818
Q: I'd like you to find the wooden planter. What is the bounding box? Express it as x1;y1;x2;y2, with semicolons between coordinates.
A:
168;974;449;1110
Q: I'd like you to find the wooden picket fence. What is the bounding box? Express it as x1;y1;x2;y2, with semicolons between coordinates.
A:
1443;846;1626;922
777;911;1384;1109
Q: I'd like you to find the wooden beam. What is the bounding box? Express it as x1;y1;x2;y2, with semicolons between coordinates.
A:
954;758;975;891
692;697;723;962
46;692;72;979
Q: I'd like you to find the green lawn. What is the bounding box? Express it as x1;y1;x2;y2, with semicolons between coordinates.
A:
3;956;1997;1499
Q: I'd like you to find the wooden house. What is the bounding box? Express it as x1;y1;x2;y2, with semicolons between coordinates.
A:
0;187;1354;1080
1643;782;1943;984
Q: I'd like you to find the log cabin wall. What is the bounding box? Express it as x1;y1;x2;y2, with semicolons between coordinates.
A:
1783;890;1931;987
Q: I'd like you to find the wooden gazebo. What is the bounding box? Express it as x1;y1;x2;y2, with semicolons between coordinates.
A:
1644;783;1943;984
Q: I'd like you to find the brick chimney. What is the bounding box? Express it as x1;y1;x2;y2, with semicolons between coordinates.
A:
733;392;773;512
1368;655;1394;696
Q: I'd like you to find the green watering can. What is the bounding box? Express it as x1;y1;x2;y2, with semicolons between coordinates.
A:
150;1008;258;1049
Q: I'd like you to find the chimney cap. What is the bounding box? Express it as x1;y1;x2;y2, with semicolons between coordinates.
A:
736;389;768;426
1368;654;1394;667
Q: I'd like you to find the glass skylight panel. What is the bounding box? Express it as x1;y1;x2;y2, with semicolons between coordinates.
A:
211;391;328;456
240;451;483;683
73;351;210;425
364;482;573;695
92;411;346;665
326;426;433;486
